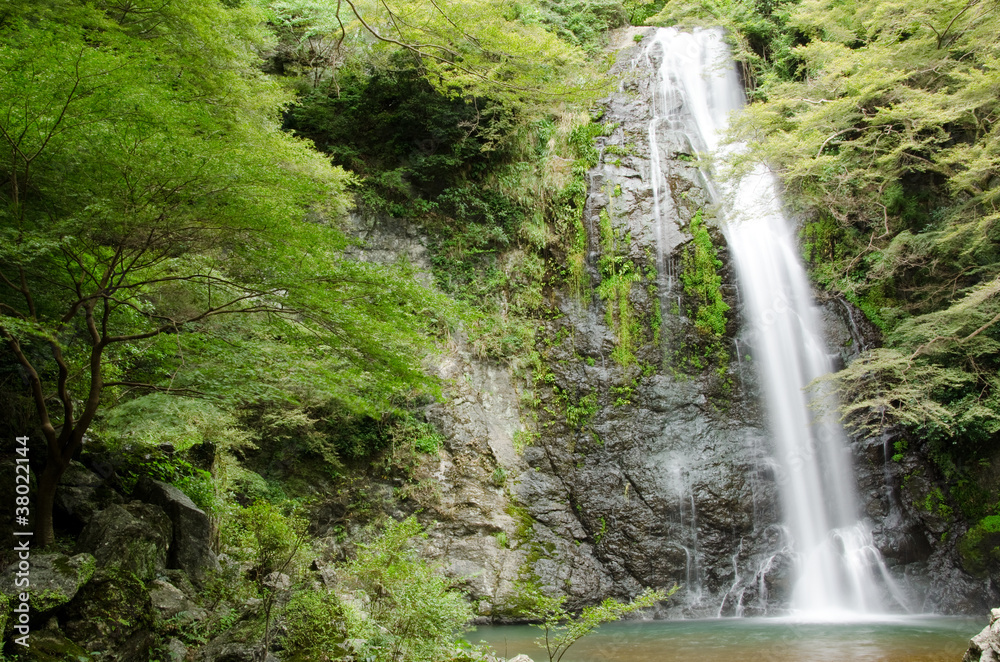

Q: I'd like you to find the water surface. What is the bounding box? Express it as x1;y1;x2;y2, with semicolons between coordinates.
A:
468;616;979;662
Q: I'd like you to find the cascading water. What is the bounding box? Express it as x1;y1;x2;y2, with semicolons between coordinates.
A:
644;27;905;617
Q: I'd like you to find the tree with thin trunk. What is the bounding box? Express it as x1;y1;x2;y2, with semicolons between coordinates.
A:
0;0;437;545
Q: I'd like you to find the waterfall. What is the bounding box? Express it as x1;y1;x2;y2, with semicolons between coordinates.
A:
644;27;900;616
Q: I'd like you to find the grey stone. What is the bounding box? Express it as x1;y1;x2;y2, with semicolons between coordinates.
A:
63;568;154;659
165;638;188;662
263;571;291;592
196;638;279;662
77;501;172;582
964;608;1000;662
150;579;207;625
10;627;95;661
135;477;220;585
54;460;124;531
0;552;96;614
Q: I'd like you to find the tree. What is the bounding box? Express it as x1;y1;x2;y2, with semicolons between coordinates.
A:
0;0;440;545
265;0;602;109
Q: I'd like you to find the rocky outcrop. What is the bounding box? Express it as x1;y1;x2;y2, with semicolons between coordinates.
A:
150;578;207;626
964;608;1000;662
341;26;990;620
134;477;220;585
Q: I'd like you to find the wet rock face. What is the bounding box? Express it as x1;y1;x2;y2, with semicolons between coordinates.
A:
349;28;991;619
853;430;1000;613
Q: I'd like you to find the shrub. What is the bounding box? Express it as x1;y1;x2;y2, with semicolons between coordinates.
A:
959;515;1000;577
282;590;349;661
341;516;474;662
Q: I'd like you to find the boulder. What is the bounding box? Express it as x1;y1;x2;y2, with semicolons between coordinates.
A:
77;501;172;582
63;568;155;659
150;579;207;626
164;638;188;662
135;478;220;585
964;608;1000;662
54;460;124;532
263;572;291;592
11;626;95;661
0;552;96;614
196;639;279;662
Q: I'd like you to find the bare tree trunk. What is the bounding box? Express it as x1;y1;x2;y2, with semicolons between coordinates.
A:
34;458;67;547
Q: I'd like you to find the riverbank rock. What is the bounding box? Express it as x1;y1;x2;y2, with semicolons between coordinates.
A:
964;608;1000;662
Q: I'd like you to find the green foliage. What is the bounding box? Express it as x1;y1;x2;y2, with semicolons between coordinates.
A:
99;395;251;455
675;211;730;382
340;516;474;662
681;211;730;337
594;516;607;544
597;209;643;365
220;500;309;590
281;590;349;661
526;0;629;55
0;0;452;545
291;68;508;205
513;429;540;454
819;276;1000;457
959;515;1000;577
514;582;671;662
566;393;599;429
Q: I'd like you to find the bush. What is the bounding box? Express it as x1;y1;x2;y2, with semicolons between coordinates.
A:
341;516;474;662
282;590;349;662
959;515;1000;577
220;500;308;590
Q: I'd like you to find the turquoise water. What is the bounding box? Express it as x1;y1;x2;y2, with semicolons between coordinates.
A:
467;616;981;662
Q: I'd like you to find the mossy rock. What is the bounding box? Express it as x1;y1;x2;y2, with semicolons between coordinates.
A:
8;627;94;662
0;592;10;641
959;515;1000;577
77;502;171;583
0;553;96;615
62;568;154;656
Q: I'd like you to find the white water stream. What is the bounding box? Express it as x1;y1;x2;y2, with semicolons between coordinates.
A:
645;27;905;617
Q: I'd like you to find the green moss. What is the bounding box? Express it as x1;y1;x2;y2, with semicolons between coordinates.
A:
959;515;1000;577
10;628;94;662
681;211;728;338
597;207;642;366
